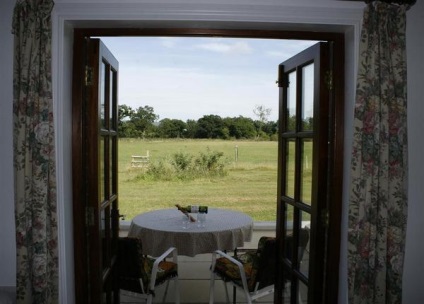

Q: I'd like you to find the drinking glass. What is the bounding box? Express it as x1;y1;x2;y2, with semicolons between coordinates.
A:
182;215;190;229
197;212;206;228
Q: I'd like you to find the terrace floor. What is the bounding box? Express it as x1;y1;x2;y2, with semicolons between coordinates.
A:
119;222;309;304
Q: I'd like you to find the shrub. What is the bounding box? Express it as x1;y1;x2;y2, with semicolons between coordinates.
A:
193;149;227;177
142;159;175;181
134;148;228;181
172;152;193;172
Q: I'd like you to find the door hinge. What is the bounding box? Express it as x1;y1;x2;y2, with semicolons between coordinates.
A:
276;75;289;88
85;66;93;86
276;65;289;88
86;206;95;227
322;209;329;228
325;70;333;91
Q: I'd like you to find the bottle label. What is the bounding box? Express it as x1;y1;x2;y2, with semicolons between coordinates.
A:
187;205;208;213
190;205;199;213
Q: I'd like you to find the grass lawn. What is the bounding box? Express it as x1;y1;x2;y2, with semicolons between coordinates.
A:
118;139;279;221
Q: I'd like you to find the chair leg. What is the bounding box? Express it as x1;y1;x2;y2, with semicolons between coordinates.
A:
223;281;230;304
159;278;179;304
174;277;180;304
209;272;216;304
243;288;252;304
162;281;170;303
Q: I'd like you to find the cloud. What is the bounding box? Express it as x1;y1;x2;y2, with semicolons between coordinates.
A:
160;37;177;48
264;40;318;60
265;50;291;58
194;41;252;55
118;64;279;122
101;36;317;121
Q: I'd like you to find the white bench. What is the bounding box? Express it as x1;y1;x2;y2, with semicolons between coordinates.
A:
131;150;150;168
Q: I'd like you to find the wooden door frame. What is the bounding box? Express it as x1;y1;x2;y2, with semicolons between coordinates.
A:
72;28;344;304
72;29;90;302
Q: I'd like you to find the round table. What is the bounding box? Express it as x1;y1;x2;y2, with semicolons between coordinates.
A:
128;208;253;257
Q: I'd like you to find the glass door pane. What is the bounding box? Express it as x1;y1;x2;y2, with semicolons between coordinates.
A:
109;69;117;130
100;62;106;129
301;63;314;131
287;71;297;131
286;139;296;198
300;139;313;205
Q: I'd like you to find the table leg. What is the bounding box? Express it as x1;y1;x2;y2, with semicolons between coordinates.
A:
233;249;237;304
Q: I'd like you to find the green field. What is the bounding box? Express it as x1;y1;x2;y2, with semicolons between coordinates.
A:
118;139;279;221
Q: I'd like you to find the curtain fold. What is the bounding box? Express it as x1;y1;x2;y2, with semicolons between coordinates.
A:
348;2;409;303
12;0;57;303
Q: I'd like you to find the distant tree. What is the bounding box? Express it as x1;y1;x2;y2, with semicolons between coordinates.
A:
253;105;272;137
224;116;256;139
117;104;160;138
117;104;279;140
302;117;313;131
132;105;159;138
158;118;187;138
221;126;230;140
262;120;278;137
286;114;297;131
118;104;134;121
253;105;272;124
118;104;135;137
196;115;224;139
185;119;198;138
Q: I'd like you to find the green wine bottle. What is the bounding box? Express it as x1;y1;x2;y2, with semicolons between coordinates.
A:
184;205;208;213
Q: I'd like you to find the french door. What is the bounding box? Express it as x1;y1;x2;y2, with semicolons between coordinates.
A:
72;36;120;304
70;29;344;304
275;42;342;304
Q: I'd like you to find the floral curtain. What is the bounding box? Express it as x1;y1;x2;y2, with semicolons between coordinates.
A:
348;2;409;304
12;0;57;303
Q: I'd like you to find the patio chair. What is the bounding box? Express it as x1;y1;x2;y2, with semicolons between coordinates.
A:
117;237;180;304
209;236;276;304
283;228;310;302
209;228;310;304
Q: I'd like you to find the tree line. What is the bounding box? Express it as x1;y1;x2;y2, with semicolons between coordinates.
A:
118;104;279;140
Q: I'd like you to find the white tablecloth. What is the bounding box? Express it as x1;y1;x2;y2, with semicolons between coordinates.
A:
128;208;253;257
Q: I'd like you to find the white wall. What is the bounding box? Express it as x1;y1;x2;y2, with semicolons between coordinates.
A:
1;1;423;303
0;0;16;288
53;20;76;304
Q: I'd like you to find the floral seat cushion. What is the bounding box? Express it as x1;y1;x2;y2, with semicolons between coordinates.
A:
214;237;276;292
141;256;178;291
118;237;178;295
214;253;258;291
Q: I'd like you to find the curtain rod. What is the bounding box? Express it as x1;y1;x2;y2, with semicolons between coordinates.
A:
339;0;416;5
366;0;416;4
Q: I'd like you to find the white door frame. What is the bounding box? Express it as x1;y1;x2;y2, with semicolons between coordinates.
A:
51;2;363;303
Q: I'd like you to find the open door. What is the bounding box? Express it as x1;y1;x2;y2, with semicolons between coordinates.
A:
275;42;342;304
72;36;120;304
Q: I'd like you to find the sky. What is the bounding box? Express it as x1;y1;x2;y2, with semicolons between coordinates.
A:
100;37;318;122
